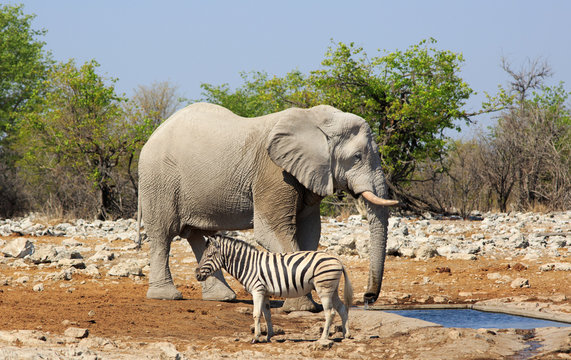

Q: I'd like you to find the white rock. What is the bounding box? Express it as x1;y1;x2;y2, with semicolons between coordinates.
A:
437;245;459;256
30;245;59;263
33;283;44;292
540;263;571;271
415;245;438;260
510;278;530;288
107;260;143;277
88;250;115;262
64;327;89;339
2;237;34;258
147;342;182;359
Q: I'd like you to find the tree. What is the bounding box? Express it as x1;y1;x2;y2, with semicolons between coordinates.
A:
0;4;51;135
130;81;186;129
484;59;571;211
13;60;137;219
0;4;52;216
200;70;318;117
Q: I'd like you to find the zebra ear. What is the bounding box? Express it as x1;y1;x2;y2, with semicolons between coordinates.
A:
203;236;210;247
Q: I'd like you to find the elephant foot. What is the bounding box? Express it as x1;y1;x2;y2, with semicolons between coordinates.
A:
281;295;323;313
201;277;236;301
146;284;183;300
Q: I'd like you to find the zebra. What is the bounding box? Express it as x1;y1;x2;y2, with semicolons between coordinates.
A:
195;234;353;343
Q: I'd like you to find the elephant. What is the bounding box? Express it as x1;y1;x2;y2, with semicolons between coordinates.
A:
137;102;398;310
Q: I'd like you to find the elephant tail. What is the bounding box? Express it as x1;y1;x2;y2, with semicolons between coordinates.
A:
342;265;353;311
136;191;142;250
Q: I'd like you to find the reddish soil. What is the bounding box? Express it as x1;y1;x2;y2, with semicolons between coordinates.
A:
0;235;569;358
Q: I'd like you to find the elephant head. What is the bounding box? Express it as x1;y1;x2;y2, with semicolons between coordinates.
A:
267;105;397;304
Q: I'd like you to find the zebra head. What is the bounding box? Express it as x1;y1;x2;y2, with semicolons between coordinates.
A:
195;236;223;281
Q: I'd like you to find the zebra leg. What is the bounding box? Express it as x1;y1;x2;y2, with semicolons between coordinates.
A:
251;292;266;343
317;292;335;340
185;230;236;301
262;297;274;341
332;292;350;339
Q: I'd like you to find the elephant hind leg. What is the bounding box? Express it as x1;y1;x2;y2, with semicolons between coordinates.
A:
185;229;236;302
147;226;183;300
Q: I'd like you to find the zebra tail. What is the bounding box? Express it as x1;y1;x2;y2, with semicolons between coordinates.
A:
342;265;353;310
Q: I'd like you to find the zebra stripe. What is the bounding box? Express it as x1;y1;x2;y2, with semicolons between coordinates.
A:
195;235;348;299
195;234;353;342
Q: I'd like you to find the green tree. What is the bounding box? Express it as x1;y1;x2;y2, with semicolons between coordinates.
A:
0;4;51;135
200;70;318;117
13;60;138;219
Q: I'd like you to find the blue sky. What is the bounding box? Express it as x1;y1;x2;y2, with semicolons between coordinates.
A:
8;1;571;136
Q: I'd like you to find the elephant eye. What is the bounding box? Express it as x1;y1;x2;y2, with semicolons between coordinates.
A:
353;152;362;163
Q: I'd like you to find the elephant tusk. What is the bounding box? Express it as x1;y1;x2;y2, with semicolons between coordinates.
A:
361;191;399;206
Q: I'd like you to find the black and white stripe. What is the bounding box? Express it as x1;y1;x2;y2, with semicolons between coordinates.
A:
195;234;353;342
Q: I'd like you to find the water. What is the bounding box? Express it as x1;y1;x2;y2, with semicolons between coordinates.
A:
385;309;571;329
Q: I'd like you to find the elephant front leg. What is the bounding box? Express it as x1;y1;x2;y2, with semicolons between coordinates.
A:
147;232;183;300
280;204;324;313
187;231;236;301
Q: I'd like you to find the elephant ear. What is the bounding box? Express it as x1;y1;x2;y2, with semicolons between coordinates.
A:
267;114;334;196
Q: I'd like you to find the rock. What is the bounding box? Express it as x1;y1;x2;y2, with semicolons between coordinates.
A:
540;263;571;271
83;264;101;277
385;238;401;256
510;278;530;288
433;295;448;303
311;339;333;350
146;341;182;359
446;253;477;261
107;260;143;277
400;248;415;257
88;250;115;262
33;283;44;292
415;245;438;260
510;233;529;249
64;327;89;339
57;259;86;269
15;276;30;284
53;268;74;281
437;245;459;256
30;245;59;263
487;273;502;280
2;237;34;258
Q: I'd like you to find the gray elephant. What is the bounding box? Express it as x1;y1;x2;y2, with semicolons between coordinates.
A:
137;102;397;309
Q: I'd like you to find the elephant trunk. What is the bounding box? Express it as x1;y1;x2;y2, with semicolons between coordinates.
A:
362;170;392;304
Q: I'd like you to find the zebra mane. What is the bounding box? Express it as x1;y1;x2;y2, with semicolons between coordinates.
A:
212;234;259;253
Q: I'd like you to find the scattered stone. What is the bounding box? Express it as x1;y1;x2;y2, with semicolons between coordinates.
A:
540;263;571;272
146;341;182;359
415;245;438;260
107;260;143;277
311;338;333;350
510;263;528;271
2;237;35;258
510;278;530;288
64;327;89;339
33;283;44;292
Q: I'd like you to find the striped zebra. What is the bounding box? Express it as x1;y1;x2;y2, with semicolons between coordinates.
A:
195;234;353;343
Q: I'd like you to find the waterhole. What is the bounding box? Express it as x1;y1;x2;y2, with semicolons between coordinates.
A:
384;309;571;329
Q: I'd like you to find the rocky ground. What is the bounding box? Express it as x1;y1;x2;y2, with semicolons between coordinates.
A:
0;211;570;359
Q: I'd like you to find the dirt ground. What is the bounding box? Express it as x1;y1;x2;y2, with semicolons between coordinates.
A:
0;233;570;359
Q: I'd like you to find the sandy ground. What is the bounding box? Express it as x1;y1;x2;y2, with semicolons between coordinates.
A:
0;230;570;359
